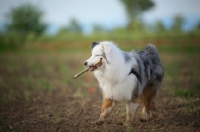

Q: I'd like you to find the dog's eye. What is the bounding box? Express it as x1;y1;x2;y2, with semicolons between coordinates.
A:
95;55;100;57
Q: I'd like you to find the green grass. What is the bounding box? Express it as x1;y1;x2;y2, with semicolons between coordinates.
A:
169;97;200;116
23;76;33;89
126;126;132;132
73;87;87;98
172;86;199;98
24;93;30;102
49;110;63;124
38;78;52;91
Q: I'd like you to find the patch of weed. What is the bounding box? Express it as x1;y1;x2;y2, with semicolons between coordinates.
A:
174;98;200;116
24;93;29;102
22;76;33;89
38;78;52;91
73;87;86;98
126;126;132;132
172;83;199;98
49;111;62;124
0;93;9;103
30;63;39;71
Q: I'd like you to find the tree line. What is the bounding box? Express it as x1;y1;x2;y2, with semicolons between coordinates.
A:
2;1;200;36
0;1;200;52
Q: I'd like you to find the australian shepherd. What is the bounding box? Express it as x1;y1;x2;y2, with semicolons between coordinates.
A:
84;41;164;126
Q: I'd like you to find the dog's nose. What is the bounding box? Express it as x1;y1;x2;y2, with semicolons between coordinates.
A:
84;61;88;66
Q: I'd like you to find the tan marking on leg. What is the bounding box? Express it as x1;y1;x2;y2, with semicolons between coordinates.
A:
101;99;113;113
96;99;115;125
141;107;149;121
139;84;157;121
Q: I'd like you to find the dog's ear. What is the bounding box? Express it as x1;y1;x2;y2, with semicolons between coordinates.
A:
102;44;112;54
91;42;99;49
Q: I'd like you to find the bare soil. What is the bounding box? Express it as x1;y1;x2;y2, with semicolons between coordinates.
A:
1;88;200;132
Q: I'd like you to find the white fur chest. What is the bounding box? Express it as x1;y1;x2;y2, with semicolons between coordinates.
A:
94;71;138;101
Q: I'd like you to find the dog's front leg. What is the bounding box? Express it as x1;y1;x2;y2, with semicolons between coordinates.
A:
96;99;115;125
125;101;139;126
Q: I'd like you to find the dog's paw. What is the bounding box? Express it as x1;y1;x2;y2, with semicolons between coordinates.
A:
95;119;105;126
140;115;150;122
140;111;149;122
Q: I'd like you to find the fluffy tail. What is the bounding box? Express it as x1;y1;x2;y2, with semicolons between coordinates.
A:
143;44;158;54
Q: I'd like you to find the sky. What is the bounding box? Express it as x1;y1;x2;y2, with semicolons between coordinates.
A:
0;0;200;34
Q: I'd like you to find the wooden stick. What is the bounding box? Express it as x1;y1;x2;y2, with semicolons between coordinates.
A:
73;67;89;79
73;58;102;79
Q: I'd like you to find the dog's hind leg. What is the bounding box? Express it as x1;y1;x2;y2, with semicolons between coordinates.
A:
124;101;139;126
96;99;115;125
149;100;157;118
140;84;157;122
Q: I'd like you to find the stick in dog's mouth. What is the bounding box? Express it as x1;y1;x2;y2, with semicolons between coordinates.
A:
73;58;102;79
88;58;102;71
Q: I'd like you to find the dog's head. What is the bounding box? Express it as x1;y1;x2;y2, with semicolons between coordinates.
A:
84;41;112;72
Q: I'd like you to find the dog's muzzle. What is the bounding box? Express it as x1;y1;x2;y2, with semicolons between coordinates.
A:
84;58;103;71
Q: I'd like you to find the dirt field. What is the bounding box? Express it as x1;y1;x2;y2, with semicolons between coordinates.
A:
0;41;200;132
